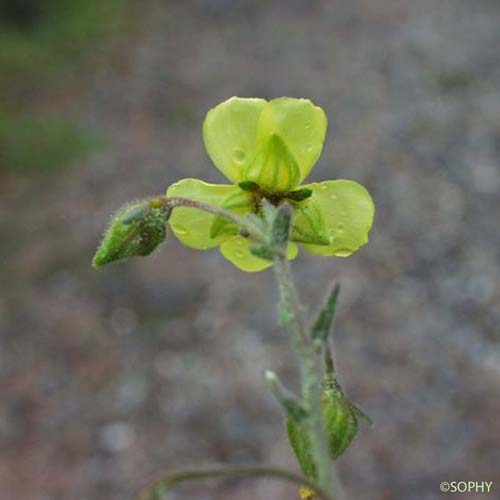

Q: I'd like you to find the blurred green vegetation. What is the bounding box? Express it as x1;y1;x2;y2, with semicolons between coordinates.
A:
434;68;474;95
0;0;130;174
0;112;98;173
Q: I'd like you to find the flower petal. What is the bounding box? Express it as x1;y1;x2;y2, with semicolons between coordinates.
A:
259;97;327;183
220;235;299;272
297;180;374;257
203;97;328;191
166;178;250;249
203;97;267;183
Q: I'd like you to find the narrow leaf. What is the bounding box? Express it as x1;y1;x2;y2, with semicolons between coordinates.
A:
265;370;307;423
286;417;316;479
311;282;340;342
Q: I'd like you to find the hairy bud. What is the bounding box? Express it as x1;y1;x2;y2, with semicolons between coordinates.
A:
92;200;170;267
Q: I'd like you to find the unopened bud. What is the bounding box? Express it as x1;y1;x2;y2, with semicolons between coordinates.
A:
92;200;170;267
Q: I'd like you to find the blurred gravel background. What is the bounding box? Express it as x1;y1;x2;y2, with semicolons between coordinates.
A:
1;1;500;499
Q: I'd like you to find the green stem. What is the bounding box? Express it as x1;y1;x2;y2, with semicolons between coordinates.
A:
273;253;334;495
140;465;335;500
155;196;337;497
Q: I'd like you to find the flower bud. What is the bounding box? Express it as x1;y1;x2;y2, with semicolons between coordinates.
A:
92;200;170;267
322;384;358;459
286;382;361;481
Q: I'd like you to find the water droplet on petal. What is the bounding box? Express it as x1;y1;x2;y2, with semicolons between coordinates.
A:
306;144;313;152
172;224;188;235
305;123;311;130
335;249;353;257
233;148;246;164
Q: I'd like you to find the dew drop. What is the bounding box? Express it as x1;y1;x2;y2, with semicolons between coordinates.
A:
335;249;353;257
320;184;328;191
236;239;244;247
330;194;337;200
172;224;188;235
337;223;345;231
305;123;311;130
305;144;313;152
234;250;244;259
233;148;246;164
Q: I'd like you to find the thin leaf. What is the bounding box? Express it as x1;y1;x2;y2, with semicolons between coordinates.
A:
311;282;340;342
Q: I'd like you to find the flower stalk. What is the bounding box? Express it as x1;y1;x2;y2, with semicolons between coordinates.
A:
273;252;334;495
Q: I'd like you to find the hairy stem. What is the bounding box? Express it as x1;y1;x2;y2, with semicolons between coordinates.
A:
156;196;267;242
159;196;242;224
140;465;335;500
154;196;337;496
273;253;334;495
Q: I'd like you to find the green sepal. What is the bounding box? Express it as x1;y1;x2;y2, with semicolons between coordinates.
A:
249;243;274;261
92;201;169;267
310;282;340;342
238;180;260;192
285;188;313;202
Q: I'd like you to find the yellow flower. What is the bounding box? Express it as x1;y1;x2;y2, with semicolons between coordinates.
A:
167;97;374;272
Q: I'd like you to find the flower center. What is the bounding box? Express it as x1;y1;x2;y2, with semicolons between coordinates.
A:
238;181;313;213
